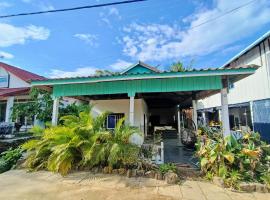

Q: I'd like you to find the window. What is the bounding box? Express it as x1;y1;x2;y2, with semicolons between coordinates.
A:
106;113;124;129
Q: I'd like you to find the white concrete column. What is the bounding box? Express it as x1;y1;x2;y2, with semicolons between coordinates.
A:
129;96;135;126
221;88;230;136
5;96;14;123
249;101;254;131
202;111;206;126
177;109;181;133
192;100;198;130
52;97;60;126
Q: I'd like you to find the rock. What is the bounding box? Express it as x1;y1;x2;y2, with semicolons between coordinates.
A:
112;169;118;174
155;172;163;180
127;169;132;178
145;170;155;179
254;183;268;193
131;169;137;177
103;166;113;174
92;167;99;174
118;168;126;175
137;170;145;177
164;172;179;184
239;182;256;192
212;176;224;187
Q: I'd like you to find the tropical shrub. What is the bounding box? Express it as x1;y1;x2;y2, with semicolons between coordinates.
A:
22;109;142;175
196;129;270;188
0;147;23;173
158;163;177;175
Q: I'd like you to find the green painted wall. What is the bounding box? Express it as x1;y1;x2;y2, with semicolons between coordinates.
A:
53;76;222;97
124;65;155;74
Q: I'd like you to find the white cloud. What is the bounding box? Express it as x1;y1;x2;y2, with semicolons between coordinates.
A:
0;51;14;59
99;7;121;27
121;0;270;61
0;23;50;47
109;59;133;71
108;7;121;19
0;2;12;8
49;67;98;78
74;34;98;46
21;0;54;11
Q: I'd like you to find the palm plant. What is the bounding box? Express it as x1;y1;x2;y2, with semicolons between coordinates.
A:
22;108;142;175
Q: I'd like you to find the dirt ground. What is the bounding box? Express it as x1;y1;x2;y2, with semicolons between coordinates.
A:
0;170;269;200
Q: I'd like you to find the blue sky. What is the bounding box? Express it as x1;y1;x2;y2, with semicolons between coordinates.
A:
0;0;269;78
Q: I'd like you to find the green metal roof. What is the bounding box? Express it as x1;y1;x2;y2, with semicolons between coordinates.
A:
32;65;258;86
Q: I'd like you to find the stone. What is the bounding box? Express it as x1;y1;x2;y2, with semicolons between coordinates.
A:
92;167;99;174
126;169;132;178
155;172;163;180
103;166;113;174
145;170;155;179
164;172;179;184
254;183;269;193
118;168;126;175
131;169;137;177
137;170;145;177
239;182;256;192
212;176;224;187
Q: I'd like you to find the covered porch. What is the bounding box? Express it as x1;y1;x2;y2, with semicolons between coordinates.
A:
31;63;258;165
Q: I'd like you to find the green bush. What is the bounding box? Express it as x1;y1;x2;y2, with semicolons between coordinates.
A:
0;148;23;173
158;163;177;174
22;109;142;175
196;130;270;188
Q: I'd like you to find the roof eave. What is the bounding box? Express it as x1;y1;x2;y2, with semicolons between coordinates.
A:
31;67;258;86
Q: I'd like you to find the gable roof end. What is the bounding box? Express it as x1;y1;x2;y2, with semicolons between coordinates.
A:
120;61;161;74
0;62;46;82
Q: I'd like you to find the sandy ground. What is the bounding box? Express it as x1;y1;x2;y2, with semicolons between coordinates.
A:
0;170;269;200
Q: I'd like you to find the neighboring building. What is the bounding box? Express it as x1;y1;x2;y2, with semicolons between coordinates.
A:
0;62;45;127
198;31;270;141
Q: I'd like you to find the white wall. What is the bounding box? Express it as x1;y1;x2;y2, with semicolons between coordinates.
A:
90;98;148;133
198;37;270;109
0;68;30;88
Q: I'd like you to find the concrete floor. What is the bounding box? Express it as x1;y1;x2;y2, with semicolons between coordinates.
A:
0;170;269;200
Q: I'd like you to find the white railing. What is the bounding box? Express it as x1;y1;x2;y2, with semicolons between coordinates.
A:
142;141;164;164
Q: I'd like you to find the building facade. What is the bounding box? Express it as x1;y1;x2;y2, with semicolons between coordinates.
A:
0;62;45;129
198;31;270;141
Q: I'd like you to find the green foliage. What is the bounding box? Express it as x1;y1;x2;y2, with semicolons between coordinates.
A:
59;103;90;119
170;61;194;72
11;88;53;123
22;109;141;175
196;130;270;188
0;148;23;173
158;163;177;174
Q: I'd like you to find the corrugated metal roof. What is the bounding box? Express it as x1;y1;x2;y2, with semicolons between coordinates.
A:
31;64;259;86
221;30;270;68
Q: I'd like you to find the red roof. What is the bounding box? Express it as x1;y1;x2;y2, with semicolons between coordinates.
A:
0;62;46;83
0;87;30;97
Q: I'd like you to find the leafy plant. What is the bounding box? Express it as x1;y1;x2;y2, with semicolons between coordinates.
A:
0;148;23;173
158;163;177;174
196;130;270;189
22;108;142;175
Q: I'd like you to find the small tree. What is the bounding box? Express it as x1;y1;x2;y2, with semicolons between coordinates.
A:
11;88;53;124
